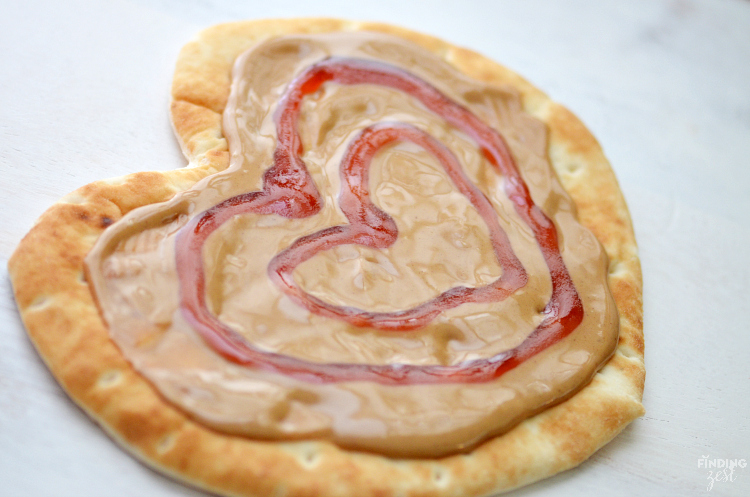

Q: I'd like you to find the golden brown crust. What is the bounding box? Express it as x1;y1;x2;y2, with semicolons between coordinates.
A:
8;18;644;497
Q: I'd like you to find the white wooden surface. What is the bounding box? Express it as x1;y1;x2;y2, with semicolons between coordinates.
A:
2;0;749;495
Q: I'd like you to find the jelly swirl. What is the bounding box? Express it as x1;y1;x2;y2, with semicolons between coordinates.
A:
175;58;583;385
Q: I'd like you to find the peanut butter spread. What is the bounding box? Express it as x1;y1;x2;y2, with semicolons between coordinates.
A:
84;32;618;457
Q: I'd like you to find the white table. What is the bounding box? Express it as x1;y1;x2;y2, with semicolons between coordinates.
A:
2;1;748;495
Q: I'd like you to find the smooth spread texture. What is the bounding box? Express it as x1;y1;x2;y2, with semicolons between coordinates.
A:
84;32;619;457
9;18;644;497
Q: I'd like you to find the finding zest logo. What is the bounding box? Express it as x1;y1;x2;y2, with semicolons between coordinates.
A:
698;456;746;491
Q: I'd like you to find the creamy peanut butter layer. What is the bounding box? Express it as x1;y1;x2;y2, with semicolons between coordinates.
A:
84;32;618;457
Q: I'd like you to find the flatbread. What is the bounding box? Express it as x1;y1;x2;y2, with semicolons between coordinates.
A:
8;19;644;497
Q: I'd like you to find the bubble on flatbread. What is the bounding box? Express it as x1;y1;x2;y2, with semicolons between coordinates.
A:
285;443;322;469
27;295;51;311
616;344;640;360
156;432;178;455
608;260;626;277
432;466;450;487
96;369;123;389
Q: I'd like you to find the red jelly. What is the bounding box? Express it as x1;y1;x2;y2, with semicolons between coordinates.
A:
174;58;583;385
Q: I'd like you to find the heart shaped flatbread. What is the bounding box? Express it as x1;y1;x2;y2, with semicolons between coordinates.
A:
9;19;644;497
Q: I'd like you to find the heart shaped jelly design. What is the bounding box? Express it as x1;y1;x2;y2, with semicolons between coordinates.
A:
175;58;583;385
